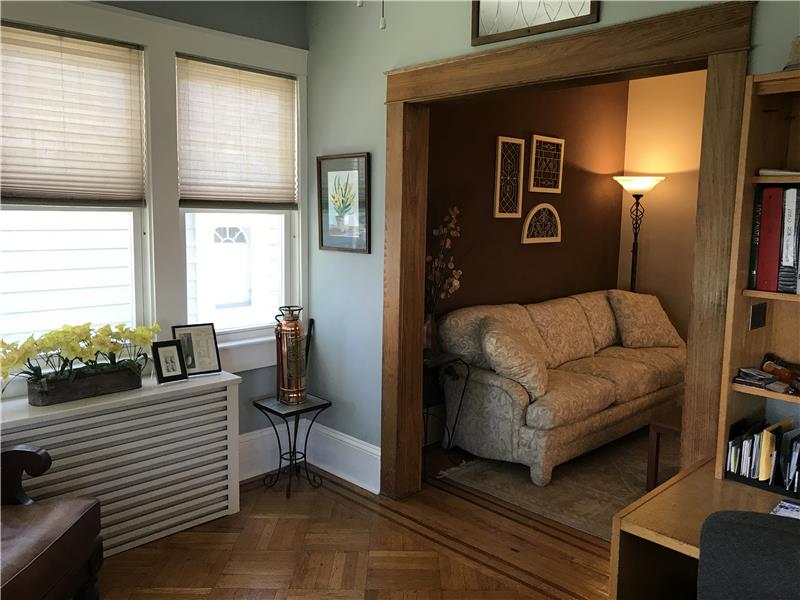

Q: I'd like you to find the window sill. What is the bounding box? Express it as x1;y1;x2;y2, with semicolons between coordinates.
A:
218;334;277;373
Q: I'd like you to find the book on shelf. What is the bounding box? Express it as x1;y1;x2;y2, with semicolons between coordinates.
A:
759;168;800;177
751;185;800;294
726;417;798;490
777;188;799;293
733;367;777;389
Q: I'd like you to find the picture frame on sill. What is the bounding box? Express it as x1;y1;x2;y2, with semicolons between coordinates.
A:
171;323;222;376
317;152;370;253
152;340;189;384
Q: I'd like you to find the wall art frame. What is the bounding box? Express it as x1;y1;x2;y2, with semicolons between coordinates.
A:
171;323;222;376
317;152;371;253
472;1;600;47
493;136;525;218
522;202;561;244
152;339;189;384
529;134;565;194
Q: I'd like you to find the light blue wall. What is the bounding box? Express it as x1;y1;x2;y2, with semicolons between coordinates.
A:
306;0;800;446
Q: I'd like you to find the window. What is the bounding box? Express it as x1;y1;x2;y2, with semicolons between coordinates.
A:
0;26;146;346
177;57;299;334
0;209;140;343
186;212;287;332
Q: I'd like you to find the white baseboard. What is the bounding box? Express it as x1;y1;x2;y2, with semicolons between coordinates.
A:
238;421;381;495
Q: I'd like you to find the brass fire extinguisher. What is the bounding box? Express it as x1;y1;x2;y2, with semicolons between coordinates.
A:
275;305;306;404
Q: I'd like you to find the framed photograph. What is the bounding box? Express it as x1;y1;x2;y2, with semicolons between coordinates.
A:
529;134;565;194
171;323;222;376
471;1;599;47
317;152;370;253
152;340;189;384
494;136;525;218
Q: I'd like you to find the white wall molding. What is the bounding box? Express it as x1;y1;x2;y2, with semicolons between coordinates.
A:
238;422;380;495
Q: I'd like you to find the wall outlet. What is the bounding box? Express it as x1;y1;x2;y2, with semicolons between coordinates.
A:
749;302;767;330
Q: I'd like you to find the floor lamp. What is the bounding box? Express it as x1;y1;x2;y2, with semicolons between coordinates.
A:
613;176;665;292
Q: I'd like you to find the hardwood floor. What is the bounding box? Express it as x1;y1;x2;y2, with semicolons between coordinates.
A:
99;470;609;600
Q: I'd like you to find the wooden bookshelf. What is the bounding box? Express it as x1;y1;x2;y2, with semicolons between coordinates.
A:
749;175;800;184
730;383;800;404
741;289;800;303
716;70;800;480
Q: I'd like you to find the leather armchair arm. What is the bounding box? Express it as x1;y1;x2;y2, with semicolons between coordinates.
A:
1;445;52;506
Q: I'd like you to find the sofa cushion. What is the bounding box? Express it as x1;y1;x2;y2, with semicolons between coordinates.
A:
608;290;683;348
559;356;661;404
571;290;619;351
1;497;100;599
651;345;687;369
525;298;595;368
480;317;548;397
598;346;684;387
525;369;615;429
439;304;545;369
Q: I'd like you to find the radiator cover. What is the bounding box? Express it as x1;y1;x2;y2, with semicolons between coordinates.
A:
1;371;241;556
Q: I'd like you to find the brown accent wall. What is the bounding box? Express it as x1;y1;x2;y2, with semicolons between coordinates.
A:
427;81;629;316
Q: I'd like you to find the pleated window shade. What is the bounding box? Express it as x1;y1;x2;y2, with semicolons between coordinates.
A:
1;26;145;205
176;57;298;207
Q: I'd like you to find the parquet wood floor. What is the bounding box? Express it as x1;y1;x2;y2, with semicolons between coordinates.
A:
99;470;609;600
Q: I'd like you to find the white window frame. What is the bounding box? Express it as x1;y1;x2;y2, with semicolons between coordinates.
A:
0;203;151;398
0;2;309;381
181;207;302;371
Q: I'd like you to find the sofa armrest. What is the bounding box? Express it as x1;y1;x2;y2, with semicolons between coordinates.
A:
445;363;531;424
1;445;51;506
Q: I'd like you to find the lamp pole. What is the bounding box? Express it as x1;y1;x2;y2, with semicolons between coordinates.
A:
629;193;644;292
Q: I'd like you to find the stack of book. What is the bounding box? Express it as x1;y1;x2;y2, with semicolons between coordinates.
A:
749;183;800;294
726;416;800;497
733;367;797;395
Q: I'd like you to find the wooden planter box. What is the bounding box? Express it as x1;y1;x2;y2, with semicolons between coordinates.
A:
27;367;142;407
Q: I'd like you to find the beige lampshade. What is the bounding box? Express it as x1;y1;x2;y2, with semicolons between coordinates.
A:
613;176;665;194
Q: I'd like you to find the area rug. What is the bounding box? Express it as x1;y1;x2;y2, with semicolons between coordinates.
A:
437;428;679;540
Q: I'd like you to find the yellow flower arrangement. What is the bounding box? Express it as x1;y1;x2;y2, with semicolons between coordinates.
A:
1;323;160;385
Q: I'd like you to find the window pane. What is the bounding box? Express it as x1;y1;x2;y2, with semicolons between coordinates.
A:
0;210;137;343
186;212;284;331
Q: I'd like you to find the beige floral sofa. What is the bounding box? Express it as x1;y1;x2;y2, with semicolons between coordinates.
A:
438;289;685;485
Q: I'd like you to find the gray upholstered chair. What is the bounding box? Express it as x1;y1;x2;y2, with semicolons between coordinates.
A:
698;510;800;600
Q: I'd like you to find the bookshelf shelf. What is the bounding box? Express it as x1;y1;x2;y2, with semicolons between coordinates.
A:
749;175;800;184
741;289;800;303
730;383;800;405
716;69;800;483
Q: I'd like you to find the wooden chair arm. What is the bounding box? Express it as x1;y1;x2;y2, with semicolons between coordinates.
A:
1;445;52;505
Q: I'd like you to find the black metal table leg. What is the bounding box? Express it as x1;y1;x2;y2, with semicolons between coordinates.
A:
253;399;330;498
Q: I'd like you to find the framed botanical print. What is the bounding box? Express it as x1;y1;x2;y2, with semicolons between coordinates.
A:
472;1;600;47
152;340;189;384
529;134;565;194
317;153;370;253
171;323;222;376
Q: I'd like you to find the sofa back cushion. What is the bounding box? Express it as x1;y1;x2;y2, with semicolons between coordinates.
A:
571;290;619;351
525;298;595;368
439;304;542;368
480;317;548;398
608;289;683;348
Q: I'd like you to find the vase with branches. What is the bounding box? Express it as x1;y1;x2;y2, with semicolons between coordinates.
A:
424;206;462;348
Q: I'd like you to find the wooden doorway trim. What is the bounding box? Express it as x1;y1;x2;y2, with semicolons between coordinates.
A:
381;2;752;499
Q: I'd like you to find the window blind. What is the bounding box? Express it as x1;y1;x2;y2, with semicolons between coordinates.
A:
1;25;145;205
176;57;297;207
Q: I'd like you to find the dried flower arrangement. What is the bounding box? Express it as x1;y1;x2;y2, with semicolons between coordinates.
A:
425;206;462;316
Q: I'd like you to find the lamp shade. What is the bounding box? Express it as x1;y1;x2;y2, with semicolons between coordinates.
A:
613;176;665;194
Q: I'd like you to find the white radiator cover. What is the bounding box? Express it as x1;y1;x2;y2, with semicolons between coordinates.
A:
0;372;241;556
